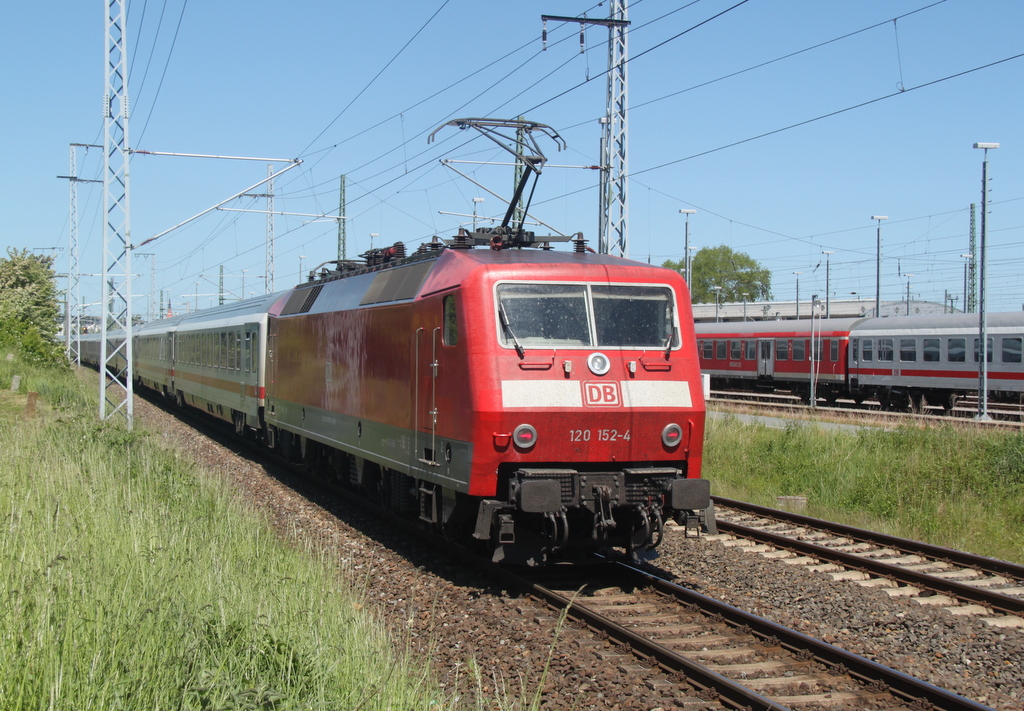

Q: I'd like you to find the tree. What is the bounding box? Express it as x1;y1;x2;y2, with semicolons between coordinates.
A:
0;248;65;365
663;245;772;304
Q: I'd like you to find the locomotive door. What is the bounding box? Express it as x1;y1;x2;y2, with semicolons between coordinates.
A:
414;325;440;467
757;338;774;378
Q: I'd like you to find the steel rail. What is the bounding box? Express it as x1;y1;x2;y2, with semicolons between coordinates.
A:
715;496;1024;581
497;564;787;711
713;499;1024;616
617;561;996;711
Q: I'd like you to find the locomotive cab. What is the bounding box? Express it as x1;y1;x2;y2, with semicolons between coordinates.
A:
457;257;712;564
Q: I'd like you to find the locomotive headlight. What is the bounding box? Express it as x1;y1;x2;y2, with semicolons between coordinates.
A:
587;352;611;376
513;424;538;449
662;423;683;448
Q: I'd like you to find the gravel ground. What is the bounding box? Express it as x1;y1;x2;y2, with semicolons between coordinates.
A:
134;395;1024;710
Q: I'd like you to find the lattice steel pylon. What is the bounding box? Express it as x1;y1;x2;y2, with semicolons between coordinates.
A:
968;203;977;313
601;0;629;258
100;0;134;426
266;165;275;292
337;174;347;261
541;7;630;255
59;143;101;365
66;145;80;363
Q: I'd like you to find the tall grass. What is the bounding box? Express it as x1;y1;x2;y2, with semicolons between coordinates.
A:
703;414;1024;563
0;360;449;710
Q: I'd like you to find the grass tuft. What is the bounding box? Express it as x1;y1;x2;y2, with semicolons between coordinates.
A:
0;362;453;710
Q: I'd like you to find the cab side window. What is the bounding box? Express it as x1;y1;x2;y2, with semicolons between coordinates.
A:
443;294;458;346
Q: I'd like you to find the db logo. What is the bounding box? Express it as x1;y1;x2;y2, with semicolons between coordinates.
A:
583;381;621;407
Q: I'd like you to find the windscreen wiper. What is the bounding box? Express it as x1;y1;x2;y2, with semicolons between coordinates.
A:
498;302;525;358
664;325;678;358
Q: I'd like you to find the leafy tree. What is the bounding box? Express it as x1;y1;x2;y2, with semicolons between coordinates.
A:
663;245;772;304
0;248;66;366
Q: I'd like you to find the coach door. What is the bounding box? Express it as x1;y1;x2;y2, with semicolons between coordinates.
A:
758;339;774;378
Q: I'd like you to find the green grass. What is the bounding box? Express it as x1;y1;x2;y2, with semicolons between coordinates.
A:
703;413;1024;563
0;357;453;710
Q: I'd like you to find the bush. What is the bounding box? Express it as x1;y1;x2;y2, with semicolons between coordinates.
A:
0;317;67;368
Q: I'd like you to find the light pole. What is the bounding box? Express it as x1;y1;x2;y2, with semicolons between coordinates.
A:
679;209;696;284
904;274;914;315
712;285;722;322
793;271;802;319
871;216;887;317
741;292;749;321
973;142;998;420
822;250;835;318
960;254;973;313
810;295;821;407
473;197;485;230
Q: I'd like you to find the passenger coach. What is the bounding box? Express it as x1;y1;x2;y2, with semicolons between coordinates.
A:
695;313;1024;411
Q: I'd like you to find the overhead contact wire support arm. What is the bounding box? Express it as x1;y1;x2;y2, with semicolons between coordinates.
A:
428;118;565;233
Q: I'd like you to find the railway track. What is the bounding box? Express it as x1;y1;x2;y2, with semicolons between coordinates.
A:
710;389;1024;427
711;496;1024;627
507;560;996;710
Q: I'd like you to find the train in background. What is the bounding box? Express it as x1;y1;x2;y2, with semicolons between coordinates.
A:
82;232;713;565
695;313;1024;412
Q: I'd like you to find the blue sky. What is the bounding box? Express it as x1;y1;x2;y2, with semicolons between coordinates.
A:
2;0;1023;317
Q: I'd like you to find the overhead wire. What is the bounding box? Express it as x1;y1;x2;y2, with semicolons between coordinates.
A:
132;0;190;146
298;0;453;158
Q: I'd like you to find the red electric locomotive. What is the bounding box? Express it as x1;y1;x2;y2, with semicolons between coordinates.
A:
267;234;711;564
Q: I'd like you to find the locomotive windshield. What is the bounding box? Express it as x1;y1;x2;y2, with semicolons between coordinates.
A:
495;282;679;349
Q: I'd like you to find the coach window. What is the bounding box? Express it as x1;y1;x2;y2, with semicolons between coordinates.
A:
861;338;873;362
812;338;823;362
730;340;741;359
716;341;727;360
900;338;917;362
830;339;839;362
776;339;789;361
228;332;237;370
948;338;966;363
702;341;713;359
877;338;894;362
745;340;756;360
1003;337;1022;364
443;294;458;346
973;338;994;363
923;338;940;362
792;339;805;361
